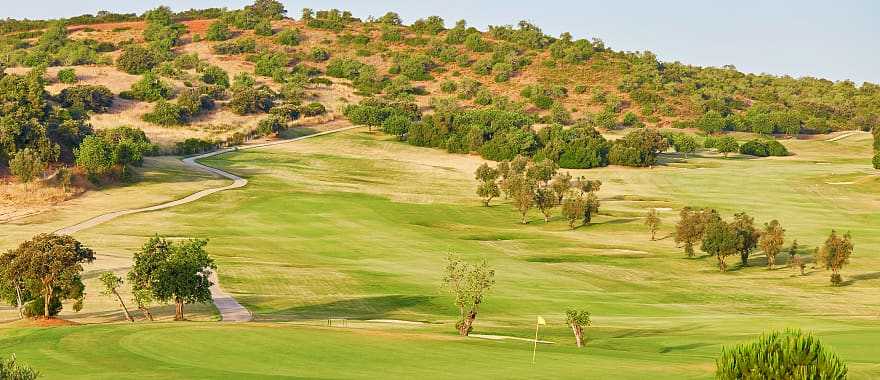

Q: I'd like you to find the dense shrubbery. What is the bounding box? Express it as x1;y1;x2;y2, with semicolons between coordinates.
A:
75;126;155;179
57;68;77;83
175;138;216;155
276;29;301;46
229;86;275;115
213;38;256;55
608;128;669;167
205;21;231;41
739;139;789;157
122;72;171;101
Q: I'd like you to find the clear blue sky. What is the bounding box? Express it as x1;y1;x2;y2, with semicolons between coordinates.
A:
6;0;879;84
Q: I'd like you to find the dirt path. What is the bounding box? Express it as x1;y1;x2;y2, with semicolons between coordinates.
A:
54;124;362;322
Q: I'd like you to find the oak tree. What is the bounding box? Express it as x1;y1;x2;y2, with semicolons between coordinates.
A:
817;230;854;285
758;220;785;269
565;309;591;348
442;255;495;336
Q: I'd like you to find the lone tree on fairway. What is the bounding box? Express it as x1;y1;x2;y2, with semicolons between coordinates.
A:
715;329;847;379
99;272;133;322
129;236;216;321
732;212;759;266
701;216;740;271
675;207;717;257
474;163;500;206
758;220;785;269
817;230;854;285
441;254;495;336
644;209;660;240
3;234;95;318
565;309;591;348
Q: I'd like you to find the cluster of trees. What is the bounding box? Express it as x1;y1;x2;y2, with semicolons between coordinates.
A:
672;208;854;284
0;234;217;322
475;156;602;227
74;126;156;181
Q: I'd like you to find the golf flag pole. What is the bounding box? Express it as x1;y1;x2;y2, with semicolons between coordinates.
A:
532;316;546;364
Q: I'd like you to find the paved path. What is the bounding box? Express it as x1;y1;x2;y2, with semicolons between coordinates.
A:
54;125;362;322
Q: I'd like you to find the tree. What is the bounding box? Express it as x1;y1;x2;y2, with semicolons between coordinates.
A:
5;234;95;318
548;172;572;204
789;239;805;275
565;309;591;348
562;191;586;229
507;173;537;224
441;255;495;336
474;163;500;206
534;187;557;222
701;217;740;271
205;21;231;41
675;207;717;257
9;148;45;184
99;272;133;322
817;230;854;285
732;212;759;266
582;192;600;225
0;355;40;380
644;209;660;240
716;329;846;379
128;236;216;321
75;135;113;179
116;45;161;74
758;220;785;269
716;136;739;158
672;134;698;159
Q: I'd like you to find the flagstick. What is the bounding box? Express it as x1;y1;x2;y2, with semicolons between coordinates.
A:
532;322;540;364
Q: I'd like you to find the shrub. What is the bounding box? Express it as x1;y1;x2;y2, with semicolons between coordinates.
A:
269;103;301;121
205;21;231;41
739;139;769;157
716;136;740;156
608;128;668;167
213;38;256;55
310;47;330;62
257;115;286;135
381;115;411;139
58;85;114;112
254;20;273;36
229;87;274;115
142;99;185;126
57;68;76;83
301;102;326;117
276;29;301;46
0;354;40;380
116;45;162;74
440;80;457;93
874;152;880;169
474;89;492;105
175;138;215;155
199;64;230;88
716;329;846;379
126;72;171;101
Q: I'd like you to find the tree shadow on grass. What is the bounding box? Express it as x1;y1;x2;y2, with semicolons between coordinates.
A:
260;295;435;321
839;272;880;287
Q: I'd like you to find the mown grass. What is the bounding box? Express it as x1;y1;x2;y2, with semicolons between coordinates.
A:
2;130;879;378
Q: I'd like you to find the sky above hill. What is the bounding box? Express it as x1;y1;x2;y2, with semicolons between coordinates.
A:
7;0;879;84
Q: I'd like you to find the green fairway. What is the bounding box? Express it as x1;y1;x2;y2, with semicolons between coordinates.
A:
3;130;879;378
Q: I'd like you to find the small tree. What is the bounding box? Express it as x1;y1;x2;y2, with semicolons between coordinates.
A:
716;329;847;379
565;309;591;348
716;136;739;158
507;173;536;224
582;192;600;225
99;272;133;322
534;187;557;222
675;207;717;257
9;148;46;184
75;135;113;179
129;236;216;321
701;217;739;271
131;287;155;321
644;209;660;240
789;240;805;275
6;234;95;318
441;255;495;336
758;220;785;269
817;230;854;285
474;163;500;206
548;172;572;204
562;192;586;229
732;212;759;266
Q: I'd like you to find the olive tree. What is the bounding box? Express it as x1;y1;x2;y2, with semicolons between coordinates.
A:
758;220;785;269
565;309;591;348
474;163;500;206
441;254;495;336
506;172;537;224
99;272;133;322
817;230;854;285
716;329;846;379
129;236;216;321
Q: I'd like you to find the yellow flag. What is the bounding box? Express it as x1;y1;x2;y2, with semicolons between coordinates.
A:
537;316;546;325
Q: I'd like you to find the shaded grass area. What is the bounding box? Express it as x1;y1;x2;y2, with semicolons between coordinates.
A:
4;130;880;378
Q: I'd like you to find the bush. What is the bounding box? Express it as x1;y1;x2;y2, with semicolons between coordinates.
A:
739;139;769;157
440;80;457;93
116;45;162;74
276;29;300;46
0;354;40;380
257;115;286;135
229;87;274;115
205;21;231;41
213;38;256;55
381;115;411;139
310;47;330;62
254;20;274;36
874;152;880;169
57;68;76;83
175;138;215;155
301;102;326;117
58;85;114;113
716;329;846;379
142;99;185;126
474;89;493;106
126;72;171;101
199;64;230;88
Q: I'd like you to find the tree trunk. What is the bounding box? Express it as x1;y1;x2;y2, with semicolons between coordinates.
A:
570;323;584;348
139;306;154;321
458;310;476;336
174;297;184;321
740;251;749;266
44;285;53;318
14;282;24;319
521;212;528;224
113;290;134;322
717;256;727;271
650;228;656;241
543;214;550;222
768;254;775;270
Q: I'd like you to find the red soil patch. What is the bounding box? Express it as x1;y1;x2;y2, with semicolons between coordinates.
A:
66;19;216;34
